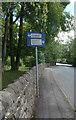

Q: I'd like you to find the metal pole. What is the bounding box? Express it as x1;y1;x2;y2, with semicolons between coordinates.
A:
35;46;39;97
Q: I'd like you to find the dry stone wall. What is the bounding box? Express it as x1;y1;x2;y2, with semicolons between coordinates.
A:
0;63;47;119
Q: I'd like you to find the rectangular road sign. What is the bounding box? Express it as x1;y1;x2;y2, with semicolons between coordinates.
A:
27;32;45;46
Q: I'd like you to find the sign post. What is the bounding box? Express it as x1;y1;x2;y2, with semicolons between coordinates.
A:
27;32;45;97
35;46;39;97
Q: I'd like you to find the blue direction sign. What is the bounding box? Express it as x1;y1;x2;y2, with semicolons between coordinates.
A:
27;32;45;46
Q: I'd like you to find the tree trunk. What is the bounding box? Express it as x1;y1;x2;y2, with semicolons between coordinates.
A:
2;14;9;68
10;5;15;70
15;3;24;70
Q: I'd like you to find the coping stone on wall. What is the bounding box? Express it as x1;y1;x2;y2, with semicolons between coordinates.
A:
23;73;33;83
18;78;29;88
4;87;17;98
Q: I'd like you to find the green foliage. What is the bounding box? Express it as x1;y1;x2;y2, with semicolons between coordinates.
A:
44;39;60;63
38;51;45;64
4;65;11;71
2;2;72;69
29;57;36;67
46;2;63;41
19;58;24;66
5;56;11;66
68;38;76;66
19;66;30;71
55;38;76;66
25;56;36;67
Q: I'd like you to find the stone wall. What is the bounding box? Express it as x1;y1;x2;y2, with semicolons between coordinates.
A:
0;63;46;119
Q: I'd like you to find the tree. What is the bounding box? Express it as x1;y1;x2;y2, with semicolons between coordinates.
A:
2;2;21;70
15;3;24;70
9;3;15;70
2;2;71;70
2;3;9;68
2;13;9;68
67;38;76;66
41;2;71;64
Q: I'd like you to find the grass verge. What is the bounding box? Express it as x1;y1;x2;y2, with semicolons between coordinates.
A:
2;70;24;90
1;66;31;90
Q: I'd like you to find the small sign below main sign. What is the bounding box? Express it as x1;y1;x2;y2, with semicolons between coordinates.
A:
27;32;45;46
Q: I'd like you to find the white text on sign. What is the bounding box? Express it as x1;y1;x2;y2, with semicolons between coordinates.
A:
28;33;42;38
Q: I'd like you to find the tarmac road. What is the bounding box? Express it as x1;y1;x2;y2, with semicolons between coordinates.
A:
51;63;74;110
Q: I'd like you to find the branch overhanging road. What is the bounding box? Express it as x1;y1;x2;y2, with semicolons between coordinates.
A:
35;66;74;118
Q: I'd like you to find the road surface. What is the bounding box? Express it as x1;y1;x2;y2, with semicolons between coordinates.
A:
51;63;74;110
35;67;74;118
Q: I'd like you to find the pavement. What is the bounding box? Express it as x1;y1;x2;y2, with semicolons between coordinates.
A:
35;68;74;118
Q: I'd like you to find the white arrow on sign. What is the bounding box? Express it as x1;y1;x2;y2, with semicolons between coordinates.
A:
42;41;45;44
28;33;42;38
28;34;31;37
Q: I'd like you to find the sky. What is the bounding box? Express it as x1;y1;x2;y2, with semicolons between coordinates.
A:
64;0;75;16
56;0;75;44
